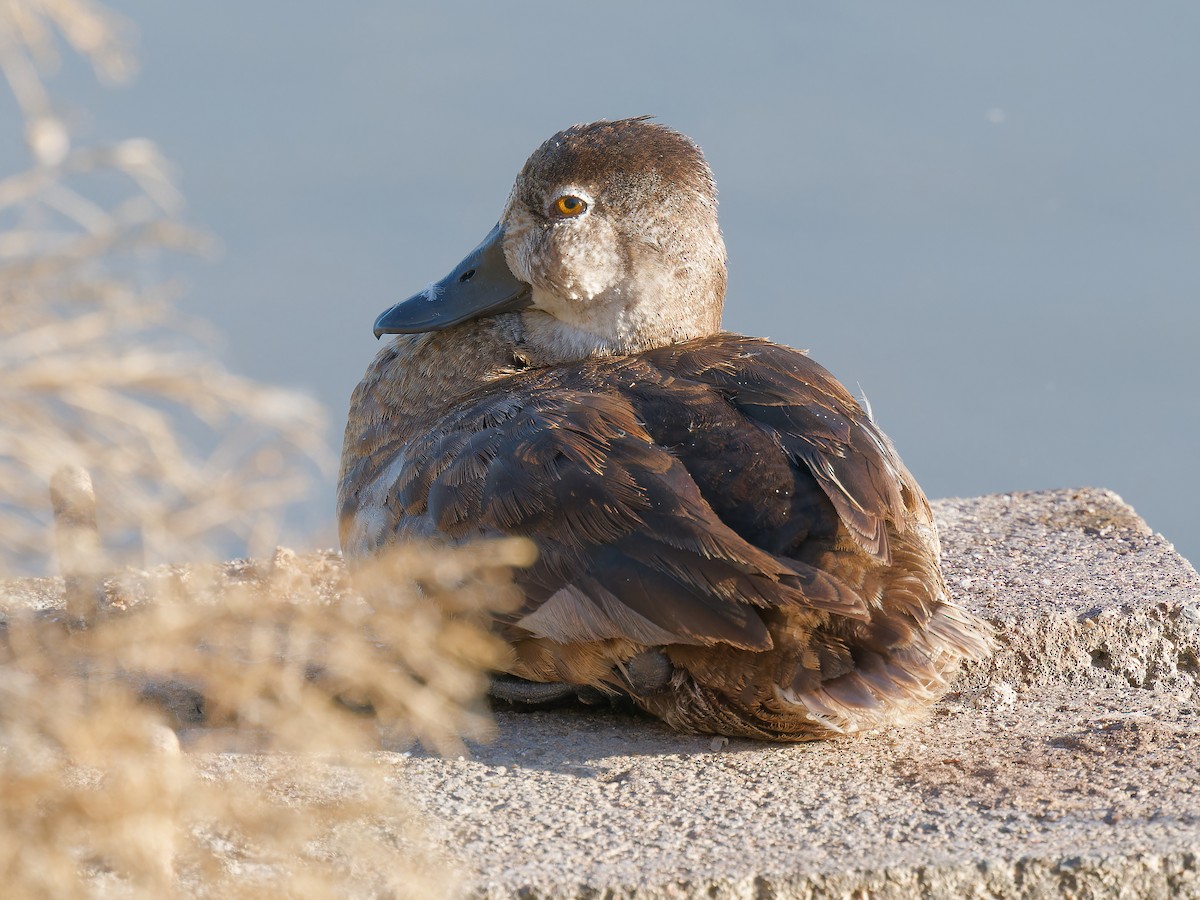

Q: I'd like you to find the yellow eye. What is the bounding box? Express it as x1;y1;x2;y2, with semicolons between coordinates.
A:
553;195;588;218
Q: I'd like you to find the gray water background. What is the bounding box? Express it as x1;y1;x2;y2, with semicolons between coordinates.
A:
18;2;1199;563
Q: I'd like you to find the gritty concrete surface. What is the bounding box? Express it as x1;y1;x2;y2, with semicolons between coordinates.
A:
395;488;1200;898
4;487;1200;897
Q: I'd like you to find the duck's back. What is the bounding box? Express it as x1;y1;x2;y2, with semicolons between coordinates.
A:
339;333;991;740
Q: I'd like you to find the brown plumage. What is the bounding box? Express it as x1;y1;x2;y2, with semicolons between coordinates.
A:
339;118;993;740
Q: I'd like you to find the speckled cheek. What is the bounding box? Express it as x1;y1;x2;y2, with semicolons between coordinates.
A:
549;217;622;301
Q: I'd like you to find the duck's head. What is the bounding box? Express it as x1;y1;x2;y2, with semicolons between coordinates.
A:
374;118;727;359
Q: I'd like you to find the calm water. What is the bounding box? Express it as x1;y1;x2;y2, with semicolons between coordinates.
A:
24;2;1200;563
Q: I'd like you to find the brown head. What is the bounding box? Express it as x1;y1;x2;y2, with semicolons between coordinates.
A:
373;118;727;360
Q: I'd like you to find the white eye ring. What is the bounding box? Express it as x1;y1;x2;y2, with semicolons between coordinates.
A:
554;195;587;217
548;187;595;220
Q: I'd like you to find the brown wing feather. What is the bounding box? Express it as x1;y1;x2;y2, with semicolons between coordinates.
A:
647;336;929;563
378;367;871;656
342;331;992;737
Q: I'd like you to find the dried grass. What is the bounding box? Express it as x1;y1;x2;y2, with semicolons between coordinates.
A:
0;0;331;575
0;4;521;896
1;540;532;897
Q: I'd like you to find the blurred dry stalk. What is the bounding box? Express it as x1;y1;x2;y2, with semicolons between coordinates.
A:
0;2;528;896
0;0;331;574
0;538;533;896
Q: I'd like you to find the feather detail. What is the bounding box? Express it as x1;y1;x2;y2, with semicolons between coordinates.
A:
341;331;993;740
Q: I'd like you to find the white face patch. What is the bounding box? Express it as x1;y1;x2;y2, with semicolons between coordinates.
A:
542;187;606;300
556;229;623;301
503;187;622;307
500;200;538;285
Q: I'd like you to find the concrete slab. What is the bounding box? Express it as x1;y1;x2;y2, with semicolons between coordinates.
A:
4;488;1199;897
398;488;1200;898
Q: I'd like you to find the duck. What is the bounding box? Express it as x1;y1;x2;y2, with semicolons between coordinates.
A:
338;117;993;741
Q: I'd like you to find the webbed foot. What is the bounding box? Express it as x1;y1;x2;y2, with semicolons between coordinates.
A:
488;674;579;706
